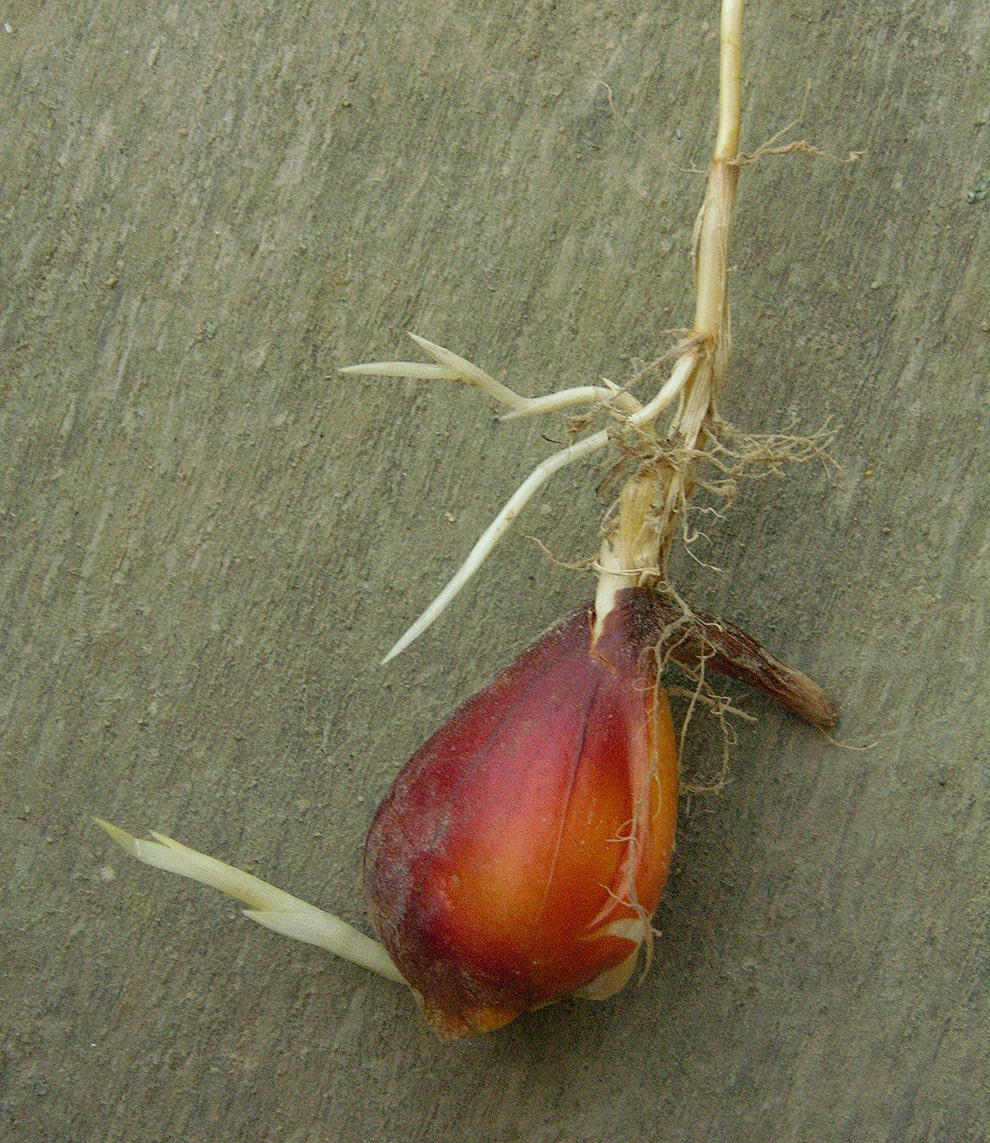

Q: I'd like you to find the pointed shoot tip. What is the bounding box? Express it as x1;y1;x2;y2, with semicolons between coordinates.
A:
93;816;140;858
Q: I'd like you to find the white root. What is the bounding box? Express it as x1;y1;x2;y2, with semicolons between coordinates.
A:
345;0;744;657
383;345;699;660
341;332;639;420
345;332;700;662
383;427;612;663
340;331;530;411
499;378;639;421
95;819;405;984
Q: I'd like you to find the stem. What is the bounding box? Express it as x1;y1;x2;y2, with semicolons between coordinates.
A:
345;0;750;658
602;0;744;589
690;0;742;372
714;0;743;164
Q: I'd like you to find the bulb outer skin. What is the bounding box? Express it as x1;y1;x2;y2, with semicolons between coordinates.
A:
363;587;679;1038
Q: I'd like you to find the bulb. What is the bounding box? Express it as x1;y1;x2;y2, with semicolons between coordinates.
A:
363;587;679;1038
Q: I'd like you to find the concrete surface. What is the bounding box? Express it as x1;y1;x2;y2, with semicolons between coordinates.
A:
2;1;988;1139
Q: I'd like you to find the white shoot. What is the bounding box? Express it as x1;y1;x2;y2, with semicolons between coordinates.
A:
95;818;405;984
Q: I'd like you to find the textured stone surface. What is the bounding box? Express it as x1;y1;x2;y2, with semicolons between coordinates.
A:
2;1;987;1139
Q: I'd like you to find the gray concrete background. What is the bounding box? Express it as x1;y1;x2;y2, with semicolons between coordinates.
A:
2;1;988;1139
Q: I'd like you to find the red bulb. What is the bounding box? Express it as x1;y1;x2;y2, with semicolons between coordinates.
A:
364;588;679;1038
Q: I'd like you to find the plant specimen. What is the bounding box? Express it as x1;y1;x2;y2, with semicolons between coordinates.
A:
98;0;835;1039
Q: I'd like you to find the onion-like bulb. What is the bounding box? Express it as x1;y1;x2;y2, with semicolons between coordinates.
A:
364;587;678;1038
